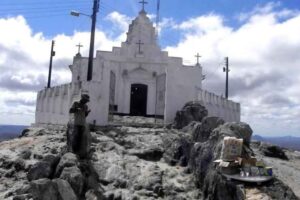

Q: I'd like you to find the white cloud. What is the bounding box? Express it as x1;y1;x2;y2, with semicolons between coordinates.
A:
165;4;300;136
0;13;128;125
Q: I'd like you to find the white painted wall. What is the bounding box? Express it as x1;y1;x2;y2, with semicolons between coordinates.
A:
196;88;240;122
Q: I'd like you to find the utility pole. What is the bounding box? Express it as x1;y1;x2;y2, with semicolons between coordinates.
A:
47;40;55;88
155;0;160;37
223;57;229;99
87;0;99;81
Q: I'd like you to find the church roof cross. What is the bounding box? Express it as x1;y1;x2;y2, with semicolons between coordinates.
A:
136;40;144;54
139;0;148;11
76;43;83;54
195;53;201;65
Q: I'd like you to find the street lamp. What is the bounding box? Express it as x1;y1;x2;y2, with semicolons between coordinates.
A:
70;10;91;18
70;0;99;81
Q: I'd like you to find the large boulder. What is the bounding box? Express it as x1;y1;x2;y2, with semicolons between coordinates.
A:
187;122;298;200
192;116;225;142
27;161;52;181
59;166;84;197
55;153;78;177
29;178;58;200
259;143;289;160
162;131;193;167
29;178;78;200
27;154;60;181
173;101;208;129
189;122;254;199
53;179;78;200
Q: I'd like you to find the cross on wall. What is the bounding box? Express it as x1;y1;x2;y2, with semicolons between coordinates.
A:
136;40;144;54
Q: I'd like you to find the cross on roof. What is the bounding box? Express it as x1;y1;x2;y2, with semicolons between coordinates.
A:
136;40;144;54
76;43;83;54
139;0;148;11
195;53;201;65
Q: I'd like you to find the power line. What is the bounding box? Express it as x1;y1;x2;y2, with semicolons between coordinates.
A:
0;1;90;6
0;6;91;15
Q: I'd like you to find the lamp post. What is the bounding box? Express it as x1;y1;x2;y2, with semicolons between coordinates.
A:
71;0;99;81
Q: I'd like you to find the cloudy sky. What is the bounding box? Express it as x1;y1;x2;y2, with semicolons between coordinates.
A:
0;0;299;136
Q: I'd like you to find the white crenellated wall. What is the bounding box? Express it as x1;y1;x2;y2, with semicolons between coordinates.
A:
196;88;240;122
35;83;73;125
35;80;110;126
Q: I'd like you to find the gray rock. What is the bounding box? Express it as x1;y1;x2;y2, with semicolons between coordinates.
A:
173;101;208;129
163;132;193;166
43;154;60;171
259;178;299;200
85;189;104;200
53;179;78;200
14;158;26;171
12;194;32;200
4;168;15;178
15;184;30;195
20;128;30;137
59;166;84;197
128;147;164;162
55;152;78;177
214;122;253;146
192;116;224;142
189;122;254;199
19;149;32;160
27;161;52;181
134;165;163;197
259;143;289;160
29;178;58;200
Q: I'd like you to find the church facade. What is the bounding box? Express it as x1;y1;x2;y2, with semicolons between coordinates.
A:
35;10;240;126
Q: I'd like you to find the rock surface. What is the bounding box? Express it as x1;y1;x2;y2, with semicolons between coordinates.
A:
259;142;289;160
173;101;208;129
0;117;299;200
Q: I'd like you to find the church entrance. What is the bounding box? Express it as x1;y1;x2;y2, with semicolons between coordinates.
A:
130;84;147;116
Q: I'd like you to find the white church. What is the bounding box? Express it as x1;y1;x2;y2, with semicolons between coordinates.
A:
35;7;240;126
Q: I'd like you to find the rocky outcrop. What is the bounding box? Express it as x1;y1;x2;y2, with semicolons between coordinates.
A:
30;178;77;200
162;130;193;167
192;116;225;142
173;101;208;129
175;120;298;200
0;117;299;200
259;143;289;160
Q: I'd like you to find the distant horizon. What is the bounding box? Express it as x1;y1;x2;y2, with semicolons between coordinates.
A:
0;124;299;138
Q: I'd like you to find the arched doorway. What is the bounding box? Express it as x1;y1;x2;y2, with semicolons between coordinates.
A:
130;84;148;116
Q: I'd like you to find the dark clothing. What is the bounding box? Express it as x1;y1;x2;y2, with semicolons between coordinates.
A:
67;97;91;158
67;123;85;155
69;102;89;126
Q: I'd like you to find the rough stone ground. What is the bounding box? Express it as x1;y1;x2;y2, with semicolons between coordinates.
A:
0;116;299;199
0;128;66;199
251;142;300;198
0;120;200;199
90;125;200;199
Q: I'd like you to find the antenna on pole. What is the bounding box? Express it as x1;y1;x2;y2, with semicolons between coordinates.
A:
155;0;160;37
223;57;230;99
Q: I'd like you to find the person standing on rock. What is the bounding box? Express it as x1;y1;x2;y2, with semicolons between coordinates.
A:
67;94;91;158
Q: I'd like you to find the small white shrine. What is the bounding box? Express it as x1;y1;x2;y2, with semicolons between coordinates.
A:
35;8;240;126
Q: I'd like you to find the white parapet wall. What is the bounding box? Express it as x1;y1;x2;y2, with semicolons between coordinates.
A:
196;88;240;122
35;82;82;126
35;80;109;127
